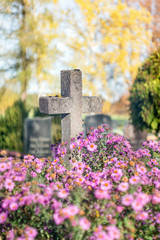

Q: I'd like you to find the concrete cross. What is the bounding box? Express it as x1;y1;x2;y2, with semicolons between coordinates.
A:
39;69;102;163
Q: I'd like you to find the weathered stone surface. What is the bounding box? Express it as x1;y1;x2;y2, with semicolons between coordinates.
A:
61;70;83;143
39;97;72;114
39;96;102;115
39;69;102;165
82;96;102;113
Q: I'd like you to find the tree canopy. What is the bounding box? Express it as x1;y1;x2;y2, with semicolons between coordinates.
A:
126;0;160;50
61;0;152;99
0;0;152;113
0;0;59;113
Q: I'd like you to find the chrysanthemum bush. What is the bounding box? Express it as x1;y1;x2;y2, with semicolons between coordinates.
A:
0;124;160;240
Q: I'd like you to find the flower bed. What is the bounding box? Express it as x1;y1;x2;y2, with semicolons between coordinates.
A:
0;125;160;240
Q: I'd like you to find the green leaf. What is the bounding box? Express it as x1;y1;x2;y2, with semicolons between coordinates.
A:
151;119;158;130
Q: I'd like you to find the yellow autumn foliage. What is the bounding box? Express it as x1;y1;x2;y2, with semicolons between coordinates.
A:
65;0;152;98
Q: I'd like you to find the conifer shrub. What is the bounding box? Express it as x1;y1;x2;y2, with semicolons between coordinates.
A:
129;49;160;137
0;100;28;152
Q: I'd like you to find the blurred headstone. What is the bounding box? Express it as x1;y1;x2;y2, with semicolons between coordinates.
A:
24;117;52;158
124;122;147;150
111;119;118;129
84;114;112;133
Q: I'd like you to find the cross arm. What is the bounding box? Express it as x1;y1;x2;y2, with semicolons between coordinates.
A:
39;96;72;114
82;96;102;113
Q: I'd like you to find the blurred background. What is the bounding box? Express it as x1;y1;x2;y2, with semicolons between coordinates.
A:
0;0;159;155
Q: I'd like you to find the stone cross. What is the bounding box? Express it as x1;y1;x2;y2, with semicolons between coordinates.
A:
39;69;102;164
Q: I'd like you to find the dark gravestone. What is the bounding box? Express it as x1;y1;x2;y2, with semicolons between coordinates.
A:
111;120;118;129
84;114;112;133
24;117;52;158
124;122;147;150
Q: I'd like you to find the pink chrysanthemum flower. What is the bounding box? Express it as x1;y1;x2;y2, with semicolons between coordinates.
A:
155;213;160;224
0;212;7;224
83;138;89;147
64;205;79;217
147;171;152;177
151;158;158;165
116;205;124;213
131;199;143;212
151;167;159;174
0;182;3;190
94;230;110;240
9;202;18;211
25;226;38;238
136;192;150;205
154;180;160;189
136;211;149;221
16;237;26;240
129;176;140;185
76;176;85;185
152;194;160;204
107;225;120;239
6;229;15;239
4;179;15;191
36;167;42;173
30;171;37;178
136;165;147;175
70;142;77;149
117;182;129;192
122;194;134;206
52;198;62;209
94;189;110;200
79;217;91;230
75;163;85;174
53;212;64;225
77;139;83;146
111;168;123;181
101;180;112;190
87;143;97;152
57;189;69;199
92;225;111;239
57;147;66;157
0;162;7;172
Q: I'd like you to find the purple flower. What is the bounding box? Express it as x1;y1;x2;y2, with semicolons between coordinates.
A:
122;194;134;206
0;212;7;224
53;212;65;225
117;182;129;192
0;162;7;172
70;142;77;149
79;217;91;230
155;213;160;224
9;202;18;211
94;189;110;200
6;229;15;240
107;225;120;239
4;179;15;191
25;226;38;238
87;143;97;152
136;211;149;221
57;189;69;199
129;176;140;185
